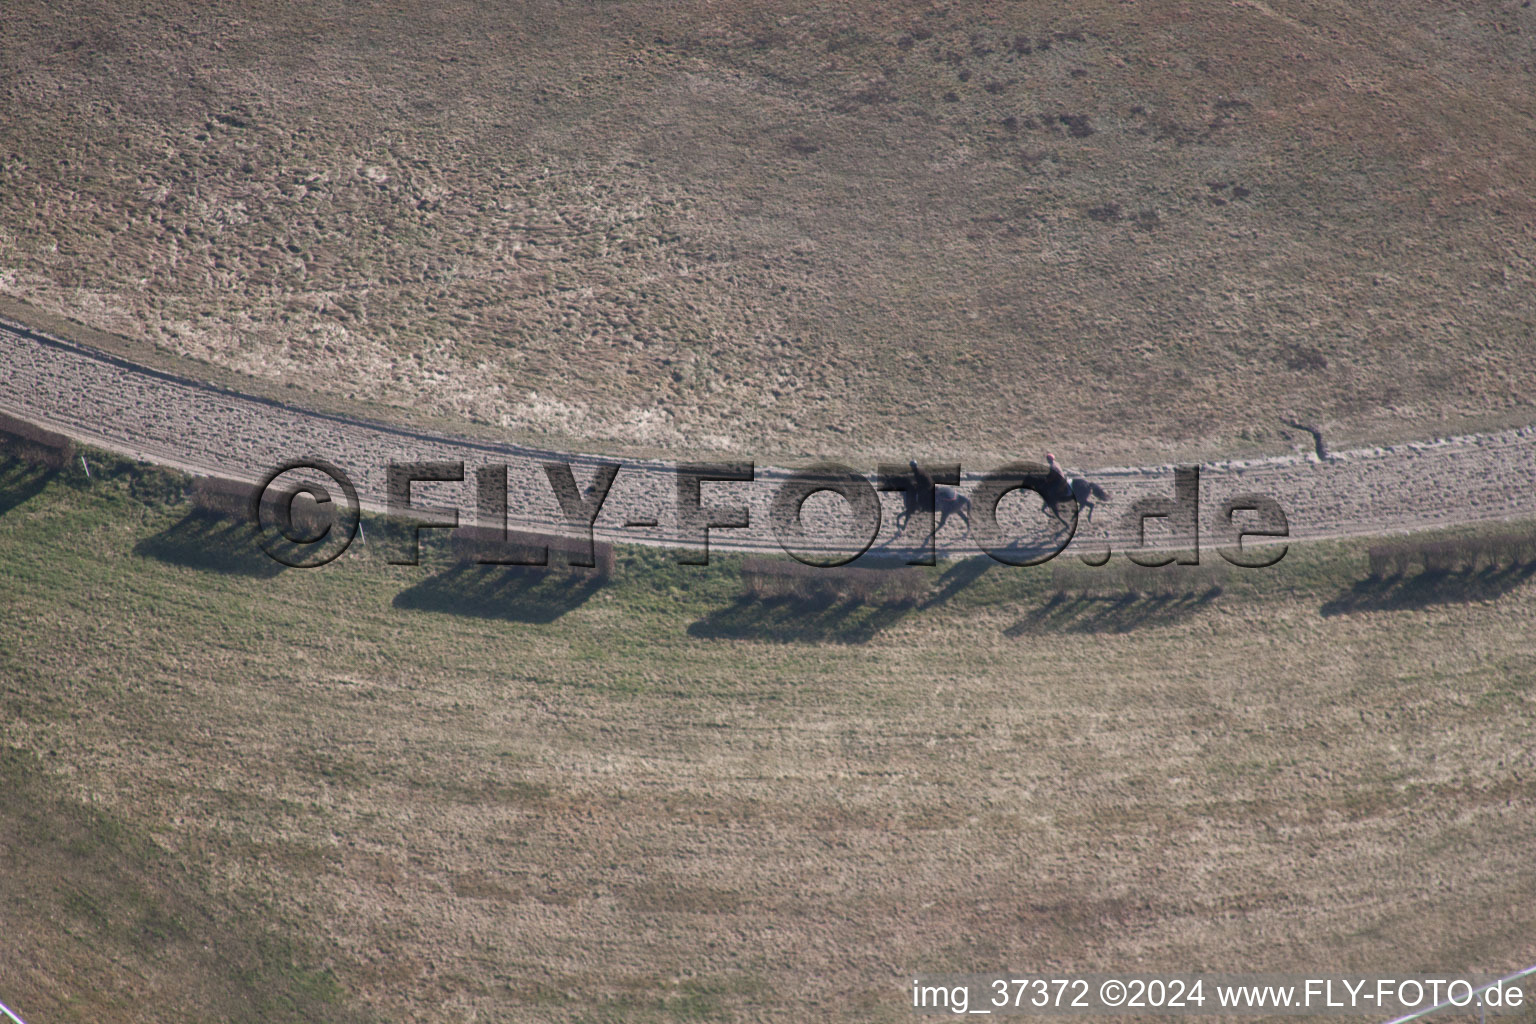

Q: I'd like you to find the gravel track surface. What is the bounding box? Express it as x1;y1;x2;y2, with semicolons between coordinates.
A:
4;315;1535;560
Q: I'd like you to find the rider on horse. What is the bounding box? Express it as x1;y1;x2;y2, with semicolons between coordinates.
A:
1045;452;1068;492
1039;452;1110;526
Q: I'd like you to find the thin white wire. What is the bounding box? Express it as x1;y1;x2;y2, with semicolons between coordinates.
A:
1380;964;1536;1024
0;996;29;1024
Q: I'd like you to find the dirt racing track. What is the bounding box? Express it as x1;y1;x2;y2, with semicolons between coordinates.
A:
3;314;1536;561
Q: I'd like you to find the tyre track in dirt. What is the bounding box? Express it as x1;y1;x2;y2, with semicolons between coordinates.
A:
3;314;1536;560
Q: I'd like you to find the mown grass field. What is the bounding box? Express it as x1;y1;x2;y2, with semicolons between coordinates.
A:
3;0;1535;463
1;451;1534;1023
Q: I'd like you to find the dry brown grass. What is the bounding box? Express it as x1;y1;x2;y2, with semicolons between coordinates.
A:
2;1;1534;463
1;455;1534;1022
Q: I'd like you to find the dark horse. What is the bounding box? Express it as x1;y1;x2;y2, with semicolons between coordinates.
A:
890;459;1107;543
1027;454;1110;528
892;461;972;541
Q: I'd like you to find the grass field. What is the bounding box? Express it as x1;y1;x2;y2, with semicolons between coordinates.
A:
3;0;1535;463
1;451;1534;1022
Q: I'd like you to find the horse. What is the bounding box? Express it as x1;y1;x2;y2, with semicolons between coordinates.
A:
1063;475;1110;524
889;460;1104;540
934;485;972;536
986;454;1109;531
1025;468;1110;528
892;461;972;541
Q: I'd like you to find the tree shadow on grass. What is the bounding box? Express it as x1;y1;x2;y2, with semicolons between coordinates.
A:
134;511;287;578
1320;564;1536;617
688;593;917;645
0;459;56;518
1005;589;1220;636
392;563;604;624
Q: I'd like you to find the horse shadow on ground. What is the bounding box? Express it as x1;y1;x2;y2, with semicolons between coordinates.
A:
689;554;999;645
1320;565;1536;617
688;592;917;645
849;549;997;604
0;460;56;518
393;563;603;624
1006;589;1221;636
923;556;995;608
134;511;287;578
